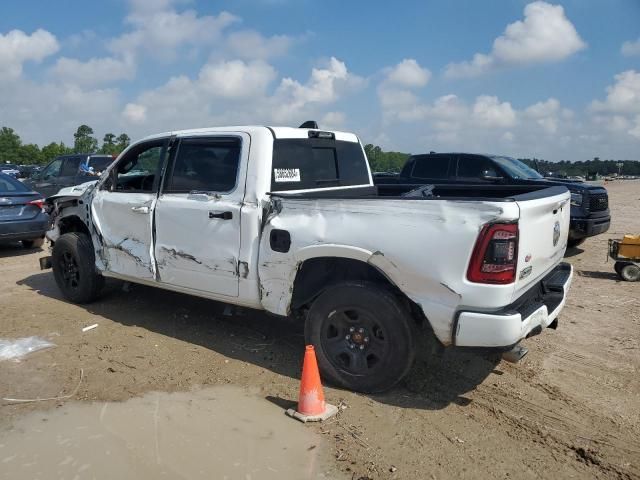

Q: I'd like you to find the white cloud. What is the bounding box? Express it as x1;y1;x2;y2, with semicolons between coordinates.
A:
445;1;586;78
198;59;277;98
591;70;640;115
109;5;238;61
621;38;640;57
226;30;293;60
51;55;135;87
0;29;59;78
321;111;346;129
472;95;517;128
384;59;431;88
123;103;147;124
119;56;361;133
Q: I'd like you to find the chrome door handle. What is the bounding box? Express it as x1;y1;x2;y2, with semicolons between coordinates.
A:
131;206;150;214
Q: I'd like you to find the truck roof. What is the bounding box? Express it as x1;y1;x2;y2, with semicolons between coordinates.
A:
138;126;359;143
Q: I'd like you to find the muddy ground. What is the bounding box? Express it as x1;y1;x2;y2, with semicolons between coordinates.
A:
1;180;639;479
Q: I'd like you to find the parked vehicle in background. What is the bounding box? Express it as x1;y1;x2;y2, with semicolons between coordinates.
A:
0;173;49;248
24;154;115;198
1;164;21;178
42;124;575;393
374;153;610;248
17;165;42;179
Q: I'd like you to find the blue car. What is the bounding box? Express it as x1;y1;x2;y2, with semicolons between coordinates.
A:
0;172;49;248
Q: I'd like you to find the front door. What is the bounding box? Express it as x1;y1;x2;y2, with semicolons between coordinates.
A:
154;135;245;297
91;139;167;280
32;157;64;197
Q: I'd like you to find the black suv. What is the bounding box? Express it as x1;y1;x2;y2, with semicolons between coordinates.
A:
25;154;115;198
374;153;610;248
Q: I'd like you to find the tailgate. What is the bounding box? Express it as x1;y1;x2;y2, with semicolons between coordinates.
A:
513;187;570;301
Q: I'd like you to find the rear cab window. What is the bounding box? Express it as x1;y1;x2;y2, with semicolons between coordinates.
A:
270;132;370;192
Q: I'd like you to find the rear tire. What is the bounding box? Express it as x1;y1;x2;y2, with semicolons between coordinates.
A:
305;282;415;393
22;237;44;249
620;263;640;282
567;238;586;248
52;233;104;303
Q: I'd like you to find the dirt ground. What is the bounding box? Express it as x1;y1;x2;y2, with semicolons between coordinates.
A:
1;180;639;480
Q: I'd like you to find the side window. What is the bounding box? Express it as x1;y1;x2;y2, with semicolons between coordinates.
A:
41;158;63;179
165;137;240;193
60;157;82;176
456;155;498;181
411;155;450;180
106;141;165;192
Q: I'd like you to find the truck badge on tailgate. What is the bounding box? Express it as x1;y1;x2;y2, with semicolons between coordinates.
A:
553;221;561;247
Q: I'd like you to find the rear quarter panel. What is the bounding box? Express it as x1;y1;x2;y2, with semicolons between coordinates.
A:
258;197;520;344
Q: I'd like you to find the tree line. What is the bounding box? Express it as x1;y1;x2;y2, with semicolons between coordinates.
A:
0;125;130;165
2;127;638;176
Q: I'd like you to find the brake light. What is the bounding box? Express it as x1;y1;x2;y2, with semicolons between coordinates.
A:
27;199;45;210
467;223;518;284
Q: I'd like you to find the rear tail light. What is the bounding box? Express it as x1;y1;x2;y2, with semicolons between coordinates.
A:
27;199;45;211
467;223;518;284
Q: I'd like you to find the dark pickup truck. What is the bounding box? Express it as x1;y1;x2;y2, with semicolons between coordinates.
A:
25;154;115;198
374;153;610;248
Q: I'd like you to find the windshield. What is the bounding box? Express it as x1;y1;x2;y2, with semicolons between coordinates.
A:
490;156;543;179
1;164;18;170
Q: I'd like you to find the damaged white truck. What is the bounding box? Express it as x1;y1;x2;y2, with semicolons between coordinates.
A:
43;124;573;392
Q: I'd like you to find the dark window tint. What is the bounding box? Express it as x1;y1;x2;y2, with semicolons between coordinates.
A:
271;139;369;191
411;155;450;180
41;158;63;179
456;155;499;181
0;173;29;192
88;156;114;173
167;137;240;193
60;157;82;176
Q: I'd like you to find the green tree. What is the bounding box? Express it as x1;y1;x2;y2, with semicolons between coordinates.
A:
0;127;23;163
116;133;130;152
16;144;43;165
73;125;98;153
364;143;409;173
41;142;73;163
101;133;119;155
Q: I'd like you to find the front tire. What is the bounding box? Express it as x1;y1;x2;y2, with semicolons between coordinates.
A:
52;233;104;303
305;282;415;393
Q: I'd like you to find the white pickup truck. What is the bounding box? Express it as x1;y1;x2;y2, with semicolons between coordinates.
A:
43;124;573;392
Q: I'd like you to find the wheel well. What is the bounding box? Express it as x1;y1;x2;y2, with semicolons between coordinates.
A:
290;257;426;326
58;215;90;237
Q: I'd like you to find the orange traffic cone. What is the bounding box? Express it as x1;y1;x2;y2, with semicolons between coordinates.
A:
286;345;338;423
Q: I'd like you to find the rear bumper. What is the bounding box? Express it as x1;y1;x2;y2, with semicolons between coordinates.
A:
454;263;573;348
570;215;610;239
0;215;49;242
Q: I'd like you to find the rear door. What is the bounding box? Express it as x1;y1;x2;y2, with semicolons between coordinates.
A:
91;139;167;280
153;134;246;297
513;187;570;300
57;156;84;192
409;154;453;183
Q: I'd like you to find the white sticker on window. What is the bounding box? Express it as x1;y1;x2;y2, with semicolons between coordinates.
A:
274;168;301;182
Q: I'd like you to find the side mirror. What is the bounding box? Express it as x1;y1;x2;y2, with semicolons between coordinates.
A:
481;170;503;182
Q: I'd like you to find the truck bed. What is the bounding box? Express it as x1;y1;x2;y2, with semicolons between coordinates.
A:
271;183;566;202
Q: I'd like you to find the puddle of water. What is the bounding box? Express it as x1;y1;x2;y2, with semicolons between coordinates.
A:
0;386;340;479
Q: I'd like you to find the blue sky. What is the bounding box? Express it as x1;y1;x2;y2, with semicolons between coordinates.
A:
1;0;639;160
